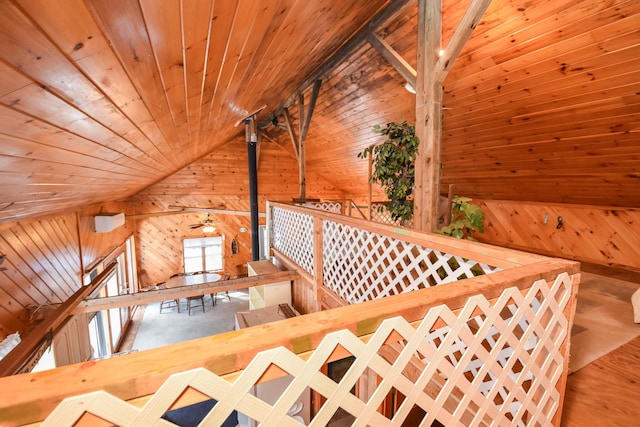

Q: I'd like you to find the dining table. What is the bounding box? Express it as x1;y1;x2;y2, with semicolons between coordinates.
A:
164;273;221;288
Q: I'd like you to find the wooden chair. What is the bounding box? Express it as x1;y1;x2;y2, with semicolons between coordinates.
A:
211;273;231;307
186;294;205;315
158;283;181;314
236;264;248;278
138;269;159;292
165;272;193;313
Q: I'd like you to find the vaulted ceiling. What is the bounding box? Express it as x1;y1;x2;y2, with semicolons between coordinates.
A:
1;0;639;224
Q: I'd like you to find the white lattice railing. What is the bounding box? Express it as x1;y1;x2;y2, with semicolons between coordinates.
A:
0;259;579;427
0;203;579;427
271;206;316;275
299;201;342;214
270;203;511;304
369;202;413;227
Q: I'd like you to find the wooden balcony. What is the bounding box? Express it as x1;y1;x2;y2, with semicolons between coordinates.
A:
0;202;579;426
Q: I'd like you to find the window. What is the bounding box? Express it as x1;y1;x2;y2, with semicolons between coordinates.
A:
183;236;223;273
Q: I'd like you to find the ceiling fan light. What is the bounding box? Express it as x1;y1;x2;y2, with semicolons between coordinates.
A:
202;225;216;233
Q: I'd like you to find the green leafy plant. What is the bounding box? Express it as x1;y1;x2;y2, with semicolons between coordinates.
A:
357;120;419;222
438;196;485;240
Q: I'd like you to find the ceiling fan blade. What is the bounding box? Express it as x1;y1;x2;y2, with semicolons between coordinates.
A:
190;223;204;229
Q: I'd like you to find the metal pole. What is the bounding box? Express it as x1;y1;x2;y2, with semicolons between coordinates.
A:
245;116;260;261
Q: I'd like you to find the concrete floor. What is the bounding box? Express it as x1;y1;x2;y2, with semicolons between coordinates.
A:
121;289;250;352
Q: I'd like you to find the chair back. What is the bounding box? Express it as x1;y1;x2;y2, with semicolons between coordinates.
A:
138;269;151;288
170;272;189;278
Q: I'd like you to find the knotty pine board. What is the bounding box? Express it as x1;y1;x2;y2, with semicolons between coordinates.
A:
477;199;640;271
0;213;81;340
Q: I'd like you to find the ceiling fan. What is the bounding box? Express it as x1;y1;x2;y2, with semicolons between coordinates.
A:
189;213;226;232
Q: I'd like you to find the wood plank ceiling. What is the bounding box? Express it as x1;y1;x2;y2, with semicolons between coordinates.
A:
0;0;392;222
0;0;639;226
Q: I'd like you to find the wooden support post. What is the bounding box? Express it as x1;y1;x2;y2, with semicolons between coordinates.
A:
413;0;492;232
443;183;456;226
413;0;442;232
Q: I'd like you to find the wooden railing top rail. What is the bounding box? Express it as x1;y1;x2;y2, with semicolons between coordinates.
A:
269;201;549;269
72;271;300;314
0;258;578;426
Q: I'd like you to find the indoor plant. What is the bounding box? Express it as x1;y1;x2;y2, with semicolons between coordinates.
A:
437;195;485;240
357;120;419;223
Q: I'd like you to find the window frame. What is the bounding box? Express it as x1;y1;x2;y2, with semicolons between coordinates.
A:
182;235;224;273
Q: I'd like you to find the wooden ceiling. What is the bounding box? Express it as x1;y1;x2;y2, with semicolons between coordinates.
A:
1;0;639;225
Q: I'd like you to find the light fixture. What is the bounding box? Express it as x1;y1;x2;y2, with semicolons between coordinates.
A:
239;226;248;233
404;82;416;94
438;49;445;57
202;225;216;233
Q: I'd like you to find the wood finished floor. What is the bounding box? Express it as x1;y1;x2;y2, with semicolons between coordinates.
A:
562;335;640;426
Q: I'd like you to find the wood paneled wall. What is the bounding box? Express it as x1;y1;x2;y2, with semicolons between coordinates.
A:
0;202;135;341
476;199;640;271
77;202;136;271
130;137;345;285
0;214;80;340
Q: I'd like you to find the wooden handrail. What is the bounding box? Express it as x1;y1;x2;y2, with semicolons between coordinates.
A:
0;258;578;426
72;271;299;314
270;201;548;269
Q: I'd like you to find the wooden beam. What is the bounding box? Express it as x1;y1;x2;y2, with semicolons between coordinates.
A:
300;80;322;143
260;130;296;159
367;32;417;88
436;0;493;81
413;0;443;232
295;80;321;201
0;262;117;377
72;271;300;314
128;209;266;220
260;0;413;128
282;107;299;160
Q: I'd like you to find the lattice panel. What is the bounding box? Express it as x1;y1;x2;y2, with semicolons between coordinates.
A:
370;202;413;228
271;207;315;275
300;201;342;214
323;220;501;304
42;274;572;427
